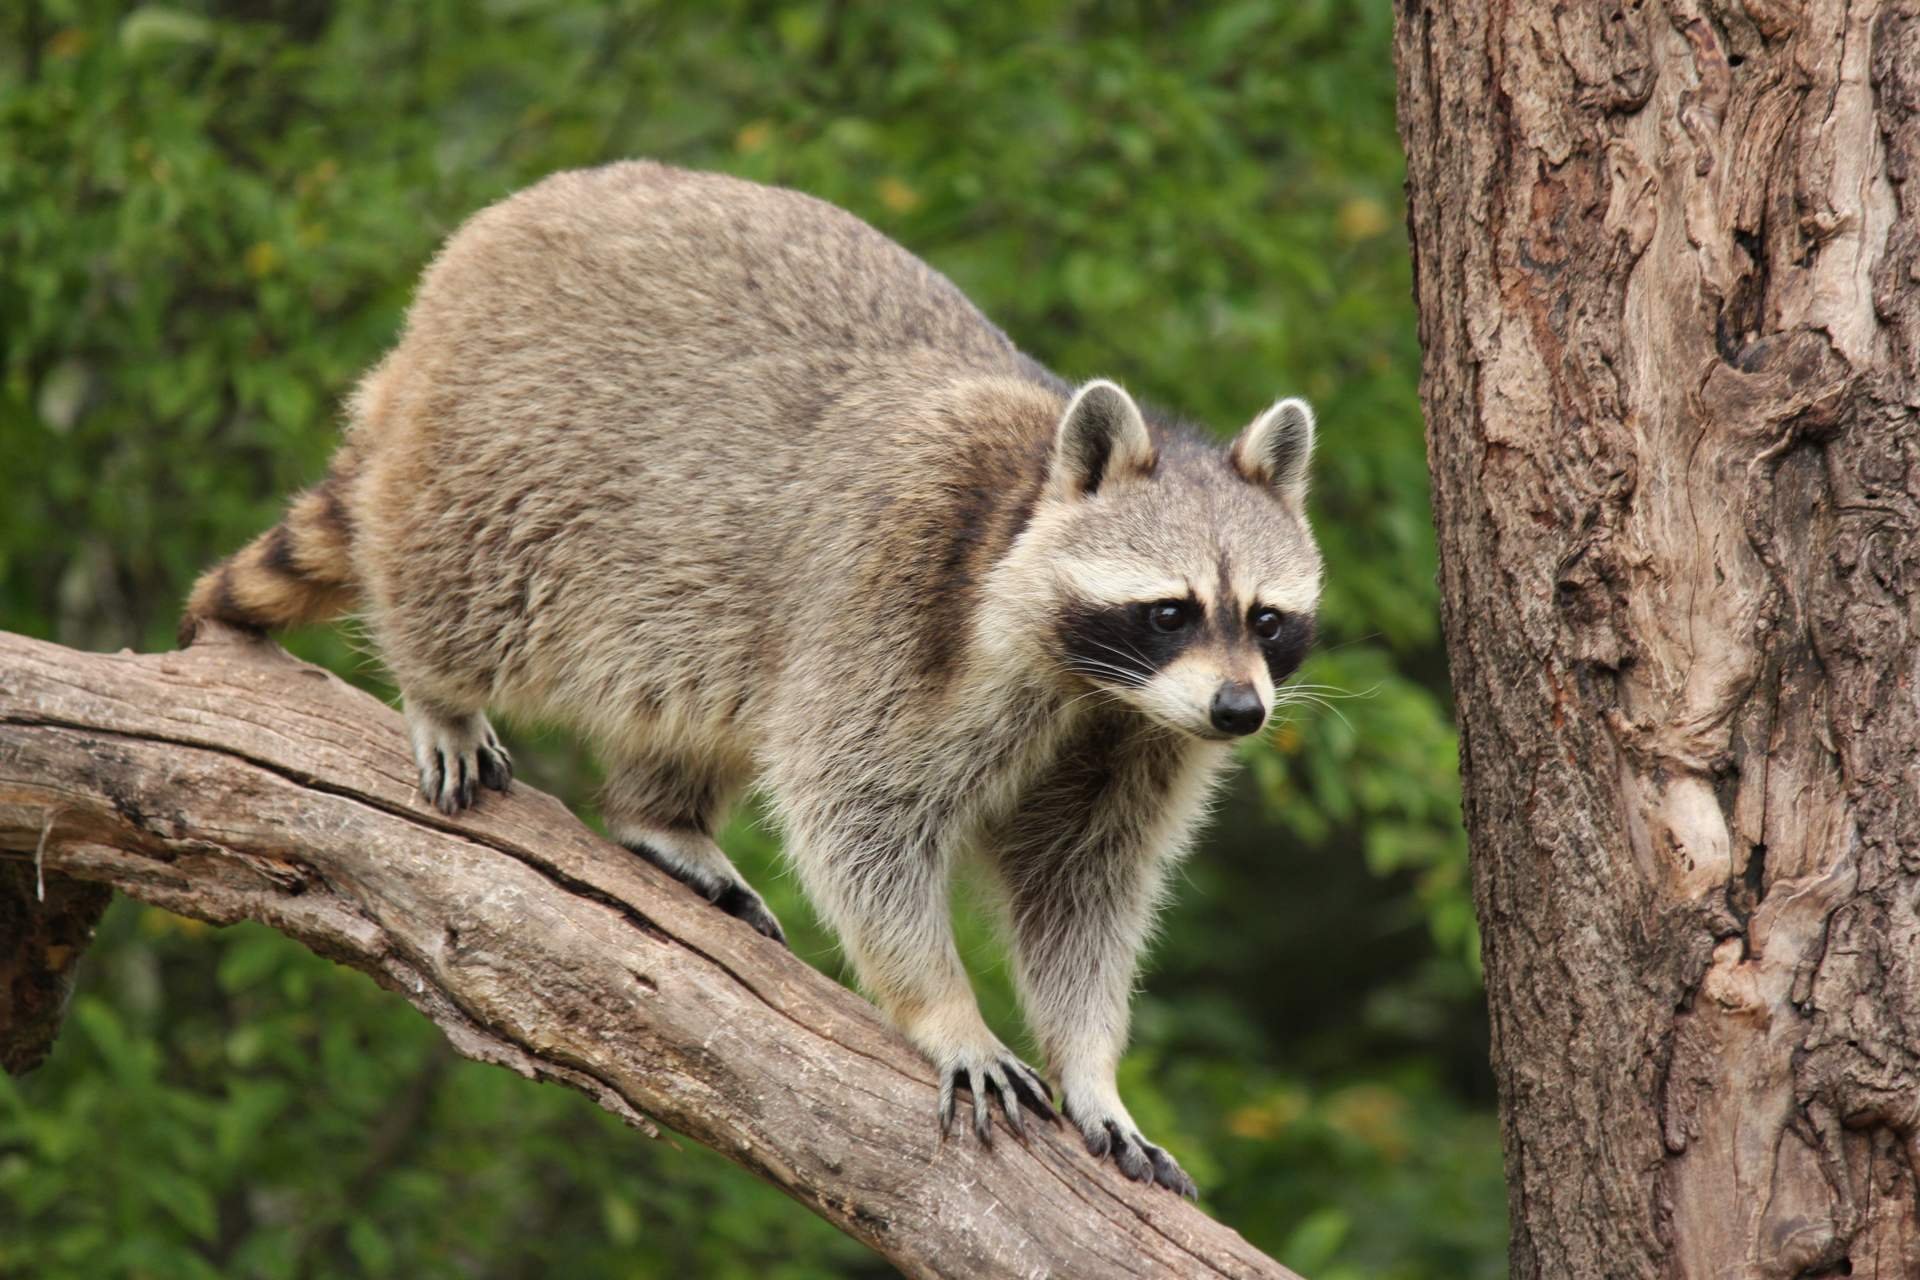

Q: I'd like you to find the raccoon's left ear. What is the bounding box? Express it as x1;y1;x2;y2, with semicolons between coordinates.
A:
1231;397;1315;506
1048;380;1157;500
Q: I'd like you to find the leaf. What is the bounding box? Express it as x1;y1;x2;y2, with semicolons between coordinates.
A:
348;1218;394;1274
217;931;290;994
36;359;90;433
120;8;215;53
1281;1207;1351;1273
147;1171;218;1242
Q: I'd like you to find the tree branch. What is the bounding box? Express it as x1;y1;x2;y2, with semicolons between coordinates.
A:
0;626;1296;1280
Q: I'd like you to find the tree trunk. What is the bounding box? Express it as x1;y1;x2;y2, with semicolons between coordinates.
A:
0;626;1294;1280
1396;2;1920;1276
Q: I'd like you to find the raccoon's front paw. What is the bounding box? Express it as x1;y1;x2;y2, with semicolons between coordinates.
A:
408;707;512;815
935;1045;1057;1144
1062;1093;1197;1198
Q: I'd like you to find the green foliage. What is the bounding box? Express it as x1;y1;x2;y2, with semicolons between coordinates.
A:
0;910;878;1280
0;1;1502;1276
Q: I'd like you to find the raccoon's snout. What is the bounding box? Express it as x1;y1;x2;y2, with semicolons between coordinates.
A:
1209;681;1266;736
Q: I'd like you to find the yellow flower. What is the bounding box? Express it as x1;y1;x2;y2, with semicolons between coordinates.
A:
877;176;922;214
1336;196;1391;242
141;907;209;937
244;241;281;278
48;28;93;60
735;121;774;154
1226;1087;1308;1139
1327;1084;1409;1160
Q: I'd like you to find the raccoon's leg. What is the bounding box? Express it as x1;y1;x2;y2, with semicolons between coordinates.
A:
779;798;1054;1142
601;750;784;945
989;740;1214;1196
404;697;513;815
997;833;1193;1195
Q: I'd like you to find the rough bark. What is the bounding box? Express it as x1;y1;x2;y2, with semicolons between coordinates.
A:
1;860;110;1075
1397;2;1920;1276
0;626;1294;1280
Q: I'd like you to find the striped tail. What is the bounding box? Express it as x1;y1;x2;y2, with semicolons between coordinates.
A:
179;468;358;646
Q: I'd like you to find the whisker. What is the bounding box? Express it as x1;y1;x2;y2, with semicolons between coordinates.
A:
1271;692;1354;731
1059;684;1126;715
1314;631;1385;655
1287;699;1348;728
1064;658;1151;688
1072;633;1157;673
1064;673;1145;692
1278;680;1381;701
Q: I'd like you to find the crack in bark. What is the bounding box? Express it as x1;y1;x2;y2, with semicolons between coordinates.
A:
0;707;928;1091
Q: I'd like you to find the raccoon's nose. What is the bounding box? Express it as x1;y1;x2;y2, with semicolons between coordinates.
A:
1210;682;1267;736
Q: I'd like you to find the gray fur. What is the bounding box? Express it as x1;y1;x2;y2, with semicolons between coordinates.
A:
181;161;1324;1194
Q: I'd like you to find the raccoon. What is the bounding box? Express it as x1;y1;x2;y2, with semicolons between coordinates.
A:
181;161;1322;1195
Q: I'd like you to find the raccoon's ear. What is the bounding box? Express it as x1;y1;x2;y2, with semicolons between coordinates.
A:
1048;380;1156;500
1231;397;1315;506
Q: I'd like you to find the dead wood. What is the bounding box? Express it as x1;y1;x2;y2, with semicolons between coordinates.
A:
0;624;1296;1280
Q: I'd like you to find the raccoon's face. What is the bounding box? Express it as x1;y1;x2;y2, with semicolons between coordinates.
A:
1020;381;1321;741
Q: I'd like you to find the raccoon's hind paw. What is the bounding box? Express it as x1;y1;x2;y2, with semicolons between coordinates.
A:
937;1050;1057;1144
1062;1098;1197;1198
617;835;788;947
710;881;787;946
408;706;512;815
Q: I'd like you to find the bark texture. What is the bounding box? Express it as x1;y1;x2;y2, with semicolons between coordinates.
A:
0;626;1294;1280
1397;2;1920;1276
1;860;109;1075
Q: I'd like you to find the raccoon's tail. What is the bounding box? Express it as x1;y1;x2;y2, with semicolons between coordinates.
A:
179;466;359;647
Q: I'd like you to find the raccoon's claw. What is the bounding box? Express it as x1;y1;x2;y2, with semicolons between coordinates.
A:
418;740;512;814
1064;1102;1197;1198
475;736;513;794
409;708;511;815
938;1054;1057;1144
1146;1143;1197;1198
710;881;787;946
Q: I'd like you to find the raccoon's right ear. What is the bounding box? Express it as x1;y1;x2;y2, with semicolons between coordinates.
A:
1048;380;1156;500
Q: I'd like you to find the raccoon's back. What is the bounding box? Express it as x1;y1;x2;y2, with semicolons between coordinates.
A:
356;161;1031;528
388;159;1023;426
341;162;1050;734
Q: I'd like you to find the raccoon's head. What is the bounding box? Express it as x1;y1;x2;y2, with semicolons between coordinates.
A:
1007;379;1322;741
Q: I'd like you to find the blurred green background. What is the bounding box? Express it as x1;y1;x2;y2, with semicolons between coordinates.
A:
0;2;1503;1276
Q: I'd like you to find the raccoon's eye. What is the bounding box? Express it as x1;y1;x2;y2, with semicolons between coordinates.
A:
1252;608;1284;640
1146;600;1193;633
